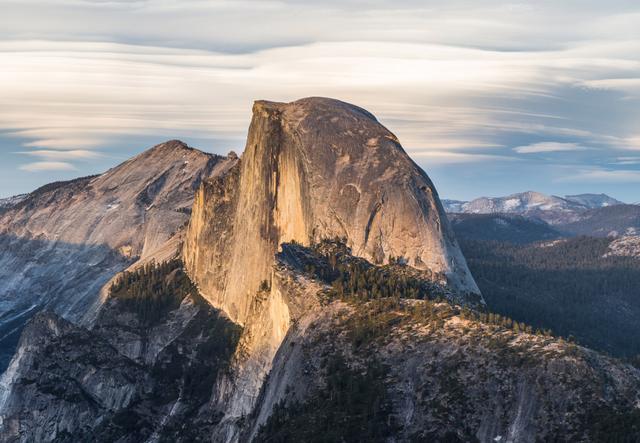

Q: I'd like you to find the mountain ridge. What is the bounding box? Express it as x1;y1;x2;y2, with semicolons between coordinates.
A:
0;139;234;370
2;242;639;442
443;191;627;226
0;99;639;442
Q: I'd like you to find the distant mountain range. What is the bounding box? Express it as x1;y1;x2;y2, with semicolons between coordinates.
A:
442;191;640;229
443;191;624;225
448;192;640;361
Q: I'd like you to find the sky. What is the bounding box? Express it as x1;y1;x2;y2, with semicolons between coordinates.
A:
1;1;639;202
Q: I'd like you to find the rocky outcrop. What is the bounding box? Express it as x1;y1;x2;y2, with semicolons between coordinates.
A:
3;246;638;442
182;97;481;438
0;312;145;442
247;243;640;442
0;267;241;443
605;235;640;258
183;97;480;328
0;195;27;211
0;141;235;370
251;296;640;442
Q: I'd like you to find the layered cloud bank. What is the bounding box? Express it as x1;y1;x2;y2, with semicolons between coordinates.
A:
1;0;639;200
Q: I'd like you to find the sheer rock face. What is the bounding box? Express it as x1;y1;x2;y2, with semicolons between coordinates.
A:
0;141;234;369
183;97;480;326
0;312;146;443
182;97;482;439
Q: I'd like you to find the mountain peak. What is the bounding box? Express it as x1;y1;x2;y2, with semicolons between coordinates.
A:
0;139;230;343
142;139;194;157
253;97;380;125
564;193;623;208
184;97;480;325
442;190;627;225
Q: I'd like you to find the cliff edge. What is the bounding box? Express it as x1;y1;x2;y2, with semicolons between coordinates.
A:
183;97;480;326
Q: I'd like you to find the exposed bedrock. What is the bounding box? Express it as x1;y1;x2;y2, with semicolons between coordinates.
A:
183;97;480;328
182;97;482;440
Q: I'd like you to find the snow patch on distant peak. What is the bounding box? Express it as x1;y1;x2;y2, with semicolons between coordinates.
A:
503;198;520;211
0;194;27;209
564;193;623;209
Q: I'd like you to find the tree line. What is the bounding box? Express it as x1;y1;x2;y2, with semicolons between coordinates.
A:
109;259;197;325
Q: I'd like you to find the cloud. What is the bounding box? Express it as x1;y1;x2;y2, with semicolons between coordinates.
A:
581;78;640;94
16;149;102;160
558;168;640;183
1;1;640;201
613;156;640;165
23;138;107;149
0;38;635;155
2;0;638;54
19;161;77;172
622;136;640;150
409;150;517;165
513;142;590;154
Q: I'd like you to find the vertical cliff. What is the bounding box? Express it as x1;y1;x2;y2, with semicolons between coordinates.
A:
182;97;482;439
183;97;480;328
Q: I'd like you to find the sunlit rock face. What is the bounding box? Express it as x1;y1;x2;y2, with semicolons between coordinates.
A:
182;97;482;440
183;97;480;327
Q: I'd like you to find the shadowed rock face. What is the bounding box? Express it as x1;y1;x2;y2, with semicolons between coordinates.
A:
184;97;480;326
0;290;242;443
0;141;235;370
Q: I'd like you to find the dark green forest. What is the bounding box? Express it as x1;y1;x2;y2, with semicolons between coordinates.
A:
292;240;546;343
305;240;443;303
449;213;563;244
109;259;199;325
459;236;640;358
256;355;395;443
